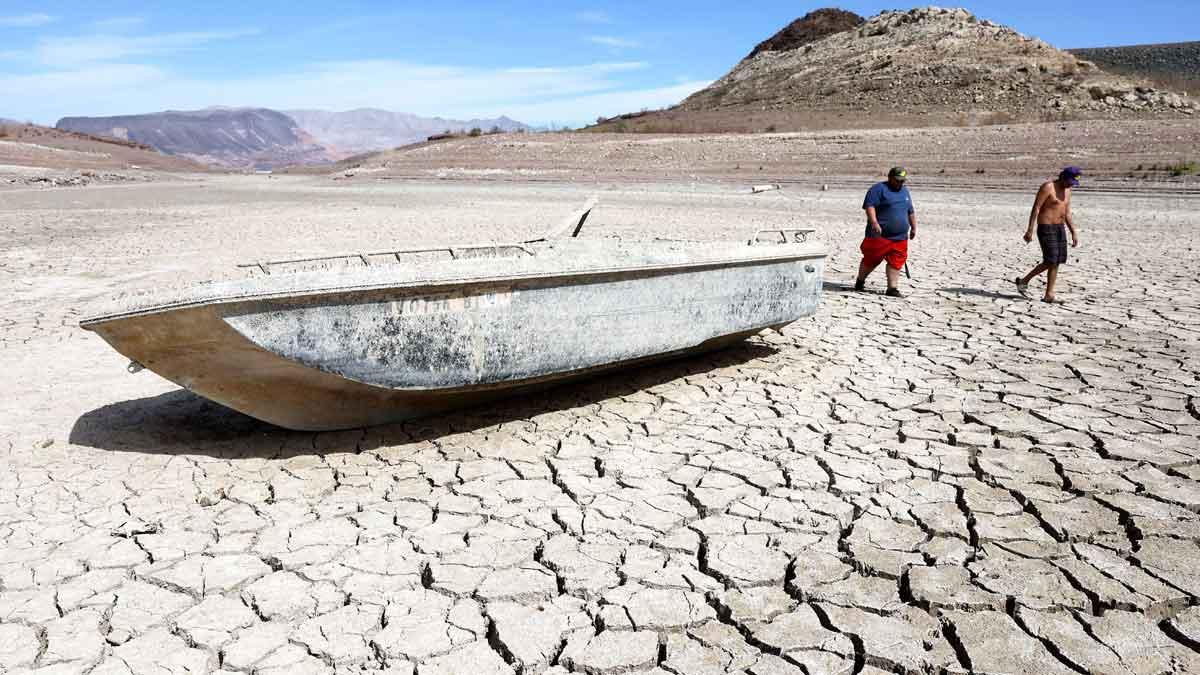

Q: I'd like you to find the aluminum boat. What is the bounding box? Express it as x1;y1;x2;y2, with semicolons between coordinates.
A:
81;203;825;430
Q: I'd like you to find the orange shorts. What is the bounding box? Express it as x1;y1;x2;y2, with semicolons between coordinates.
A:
860;237;908;270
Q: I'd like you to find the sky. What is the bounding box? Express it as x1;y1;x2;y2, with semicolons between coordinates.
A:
1;1;1196;127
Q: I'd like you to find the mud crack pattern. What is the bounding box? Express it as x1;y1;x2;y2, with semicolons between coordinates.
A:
2;178;1200;674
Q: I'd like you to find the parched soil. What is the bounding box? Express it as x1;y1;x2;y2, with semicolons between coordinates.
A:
2;175;1200;673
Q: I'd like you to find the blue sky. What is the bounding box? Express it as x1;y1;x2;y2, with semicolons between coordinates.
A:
1;1;1196;127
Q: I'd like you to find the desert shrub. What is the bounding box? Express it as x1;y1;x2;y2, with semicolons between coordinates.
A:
764;125;778;133
488;125;501;134
614;121;629;133
1168;161;1198;176
468;127;482;137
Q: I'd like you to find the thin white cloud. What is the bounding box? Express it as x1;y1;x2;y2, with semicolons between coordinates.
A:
34;29;259;66
500;80;712;127
0;13;56;27
92;17;147;32
0;58;692;127
0;63;167;119
588;36;641;49
576;10;612;24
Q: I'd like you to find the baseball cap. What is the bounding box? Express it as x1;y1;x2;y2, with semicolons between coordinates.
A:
888;167;908;181
1059;166;1082;186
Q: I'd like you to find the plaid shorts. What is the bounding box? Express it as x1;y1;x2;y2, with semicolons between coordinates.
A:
1037;224;1067;265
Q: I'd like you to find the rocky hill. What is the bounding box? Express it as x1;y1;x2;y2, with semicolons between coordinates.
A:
591;6;1195;133
1070;41;1200;95
746;8;863;59
286;109;528;156
56;108;328;168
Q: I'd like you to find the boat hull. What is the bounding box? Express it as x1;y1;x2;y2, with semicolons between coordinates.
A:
85;254;823;430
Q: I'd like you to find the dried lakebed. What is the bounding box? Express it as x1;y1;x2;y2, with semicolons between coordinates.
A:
1;176;1199;674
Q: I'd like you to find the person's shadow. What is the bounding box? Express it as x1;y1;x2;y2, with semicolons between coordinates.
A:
69;341;780;458
938;287;1026;301
823;281;859;292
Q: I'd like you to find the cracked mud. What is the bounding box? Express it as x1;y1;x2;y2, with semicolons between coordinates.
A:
2;176;1199;674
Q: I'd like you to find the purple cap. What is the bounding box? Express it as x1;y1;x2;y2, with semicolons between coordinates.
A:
1059;166;1082;187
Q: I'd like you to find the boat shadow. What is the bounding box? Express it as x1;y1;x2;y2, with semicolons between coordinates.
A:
69;341;780;458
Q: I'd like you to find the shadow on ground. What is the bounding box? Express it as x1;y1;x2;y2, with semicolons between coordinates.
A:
939;286;1027;301
823;281;859;292
70;341;780;458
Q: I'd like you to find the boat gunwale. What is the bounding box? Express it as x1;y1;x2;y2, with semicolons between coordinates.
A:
80;248;826;328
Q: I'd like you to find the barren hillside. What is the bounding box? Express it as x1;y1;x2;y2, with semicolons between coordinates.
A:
1071;42;1200;95
0;123;207;172
592;6;1195;133
745;8;863;59
56;108;330;169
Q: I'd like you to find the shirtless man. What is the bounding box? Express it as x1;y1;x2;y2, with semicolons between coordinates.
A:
1015;167;1081;303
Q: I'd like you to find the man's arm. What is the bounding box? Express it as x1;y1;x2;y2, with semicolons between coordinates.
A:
908;211;917;240
1065;190;1079;247
865;206;882;236
863;185;883;236
1026;183;1050;242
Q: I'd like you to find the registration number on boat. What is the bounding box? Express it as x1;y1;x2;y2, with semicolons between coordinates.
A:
391;287;516;316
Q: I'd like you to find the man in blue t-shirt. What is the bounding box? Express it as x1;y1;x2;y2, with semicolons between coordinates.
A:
854;167;917;297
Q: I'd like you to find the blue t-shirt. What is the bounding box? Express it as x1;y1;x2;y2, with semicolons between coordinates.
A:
863;182;914;241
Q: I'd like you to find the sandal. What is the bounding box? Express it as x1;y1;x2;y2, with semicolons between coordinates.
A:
1013;277;1030;298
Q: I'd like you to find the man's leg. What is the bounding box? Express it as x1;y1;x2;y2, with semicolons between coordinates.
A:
1021;263;1050;285
855;258;881;287
1044;264;1059;301
885;264;900;290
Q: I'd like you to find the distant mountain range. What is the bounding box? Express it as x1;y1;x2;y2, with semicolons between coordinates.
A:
55;107;529;168
286;109;527;156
